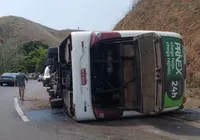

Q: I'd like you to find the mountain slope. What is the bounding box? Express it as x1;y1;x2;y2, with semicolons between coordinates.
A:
114;0;200;106
114;0;200;83
0;16;78;46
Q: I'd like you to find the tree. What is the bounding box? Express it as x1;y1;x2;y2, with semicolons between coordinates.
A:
35;46;47;73
22;41;48;55
24;45;47;73
0;41;48;74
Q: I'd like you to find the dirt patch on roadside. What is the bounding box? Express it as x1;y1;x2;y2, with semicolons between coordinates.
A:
21;82;51;110
23;99;50;110
27;100;50;110
184;98;200;109
185;87;200;99
22;95;50;110
184;87;200;108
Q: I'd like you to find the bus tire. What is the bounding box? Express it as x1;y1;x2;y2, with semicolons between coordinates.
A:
49;97;63;109
47;47;58;58
47;89;55;97
46;58;54;66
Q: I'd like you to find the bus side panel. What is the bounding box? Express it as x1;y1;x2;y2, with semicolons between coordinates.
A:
161;36;185;108
71;32;96;121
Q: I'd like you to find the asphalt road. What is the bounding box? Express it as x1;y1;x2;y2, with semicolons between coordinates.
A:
0;80;200;140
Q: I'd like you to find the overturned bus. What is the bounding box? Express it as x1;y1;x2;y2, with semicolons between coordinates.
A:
46;30;186;121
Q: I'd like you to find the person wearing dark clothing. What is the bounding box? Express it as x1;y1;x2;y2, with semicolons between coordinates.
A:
16;72;28;101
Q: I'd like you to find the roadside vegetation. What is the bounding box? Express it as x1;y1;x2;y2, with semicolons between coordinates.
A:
0;41;48;75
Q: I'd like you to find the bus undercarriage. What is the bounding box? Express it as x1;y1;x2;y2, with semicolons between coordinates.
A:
90;38;140;111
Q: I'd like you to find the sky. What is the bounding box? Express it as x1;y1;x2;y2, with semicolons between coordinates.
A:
0;0;134;31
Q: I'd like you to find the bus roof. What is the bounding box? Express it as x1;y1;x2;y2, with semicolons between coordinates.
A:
71;30;181;38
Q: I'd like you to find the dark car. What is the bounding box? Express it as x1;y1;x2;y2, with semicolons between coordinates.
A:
0;72;17;86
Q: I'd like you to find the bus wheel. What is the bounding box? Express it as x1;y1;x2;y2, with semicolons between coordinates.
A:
47;47;58;58
49;97;63;109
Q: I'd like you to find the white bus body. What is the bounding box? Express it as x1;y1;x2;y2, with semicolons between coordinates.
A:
57;30;186;121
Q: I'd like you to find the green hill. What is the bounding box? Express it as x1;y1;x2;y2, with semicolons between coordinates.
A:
0;16;78;46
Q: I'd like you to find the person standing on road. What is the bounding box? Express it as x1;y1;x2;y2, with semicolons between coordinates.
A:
16;72;28;101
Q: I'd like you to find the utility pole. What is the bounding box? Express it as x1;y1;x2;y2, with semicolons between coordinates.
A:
0;39;6;72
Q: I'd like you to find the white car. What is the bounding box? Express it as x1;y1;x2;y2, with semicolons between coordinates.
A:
43;66;51;86
37;74;44;82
